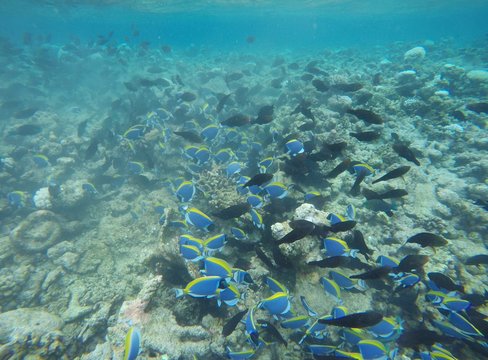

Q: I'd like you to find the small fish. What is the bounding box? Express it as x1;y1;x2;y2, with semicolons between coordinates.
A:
200;124;219;141
350;131;381;142
350;266;391;280
323;237;358;257
77;119;88;137
175;180;196;202
184;207;215;231
258;292;291;316
32;154;50;167
216;93;232;113
255;246;275;269
330;270;362;290
358;340;389;360
216;283;240;306
363;188;408;200
252;105;274;125
321;277;341;301
312;78;329;92
203;257;233;279
250;208;265;229
394;273;421;291
214;203;250;220
396;254;429;273
221;114;251;127
285;139;305;156
123;327;141;360
465;254;488;265
204;233;227;252
406;232;447;248
244;173;273;187
350;163;374;196
329;220;357;233
397;328;445;349
179;92;197;102
393;144;420;166
347;109;383;125
226;347;255;360
222;309;248;336
300;296;317;317
257;320;287;347
347;230;373;260
263;182;288;199
173;130;203;143
372;166;411;184
318;311;383;328
327;158;351;178
427;272;464;293
174;276;225;298
10;124;42;136
291;100;315;121
331;83;363;92
82;182;97;195
281;315;309;329
466;102;488;114
277;220;315;245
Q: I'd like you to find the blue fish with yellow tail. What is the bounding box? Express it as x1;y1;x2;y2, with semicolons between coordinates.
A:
258;292;291;316
82;182;98;195
285;139;304;156
368;317;403;340
358;339;390;360
265;276;289;294
179;244;204;262
280;315;309;330
342;328;368;346
321;276;341;301
217;283;240;307
175;180;196;202
394;273;420;291
249;208;264;230
33;154;50;167
179;234;204;250
175;276;225;298
184;207;215;231
305;345;337;357
245;307;260;348
329;270;364;290
123;125;145;140
232;268;253;284
123;327;141;360
214;148;235;163
331;305;348;319
127;161;144;175
300;295;318;317
194;146;211;164
263;182;288;199
203;257;233;280
204;233;227;252
230;227;247;240
226;346;255;360
200;124;219;142
376;255;399;268
226;161;242;178
323;237;358;257
246;194;264;208
258;157;273;173
350;162;374;196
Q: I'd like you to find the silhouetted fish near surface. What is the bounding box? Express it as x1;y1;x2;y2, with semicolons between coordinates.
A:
327;158;351;178
222;309;247;336
406;232;447;248
465;254;488;266
214;203;251;220
347;109;383;124
372;166;410;184
14;107;38;119
277;220;315;245
244;173;273;187
312;78;329;92
10;124;42;136
221;114;251;127
363;188;408;200
173;130;203;143
427;272;464;293
350;130;381;142
216;93;232;113
318;311;383;328
466;102;488;114
393;144;420;166
331;82;363;92
252;105;274;125
350;266;391;280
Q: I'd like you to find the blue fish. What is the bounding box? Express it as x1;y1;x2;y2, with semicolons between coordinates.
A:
7;191;28;207
175;180;196;202
285;139;304;156
304;191;321;202
305;344;337;357
204;233;227;252
245;307;260;347
358;339;388;360
230;227;247;240
300;295;318;317
258;157;273;173
394;273;420;291
226;162;242;178
368;317;402;339
321;276;341;301
123;327;141;360
123;125;145;140
263;182;288;199
258;292;291;316
232;268;253;284
203;257;233;279
183;145;200;160
323;237;358;257
82;182;98;195
180;244;204;262
175;276;225;298
127;161;144;175
33;154;50;167
214;148;235;163
329;270;363;290
249;208;264;230
376;255;399;268
179;234;204;249
331;306;348;319
265;277;289;294
226;347;255;360
246;194;264;208
353;162;375;177
184;207;215;231
342;328;367;346
217;283;240;307
281;315;309;330
200;124;219;141
194;147;211;164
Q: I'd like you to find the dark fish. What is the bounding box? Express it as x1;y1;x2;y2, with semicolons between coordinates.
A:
257;320;287;347
331;83;363;92
350;266;392;280
246;35;255;44
10;124;42;136
244;173;273;187
291;100;315;121
301;73;314;81
124;81;138;91
214;203;251;220
14;107;38;119
393;144;420;166
179;92;197;102
318;311;383;328
350;173;366;196
312;79;329;92
221;114;250;127
397;255;429;273
308;256;368;270
330;220;357;233
364;199;394;217
372;73;381;86
397;329;447;349
465;254;488;266
473;199;488;211
77;119;88;137
85;139;99;160
255;246;276;269
222;309;247;336
466;102;488;114
406;232;447;248
363;188;408;200
226;72;244;82
161;45;172;53
372;166;411;184
347;109;383;125
350;131;381;142
327;158;351;178
451;110;467;121
462;292;488;307
427;272;464;293
271;244;294;268
253;105;274;125
348;230;373;260
277;220;315;245
173;130;203;143
298;121;315;131
216;93;232;113
48;184;62;198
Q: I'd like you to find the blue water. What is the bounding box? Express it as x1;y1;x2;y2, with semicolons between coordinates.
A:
1;0;487;51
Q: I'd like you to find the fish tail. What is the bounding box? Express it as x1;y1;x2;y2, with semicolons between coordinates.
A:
174;288;184;298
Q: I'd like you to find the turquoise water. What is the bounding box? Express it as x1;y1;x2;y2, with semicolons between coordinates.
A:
0;1;487;360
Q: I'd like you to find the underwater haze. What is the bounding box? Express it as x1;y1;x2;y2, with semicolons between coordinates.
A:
0;0;487;360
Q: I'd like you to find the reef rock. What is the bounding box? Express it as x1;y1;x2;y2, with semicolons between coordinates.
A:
9;210;62;253
404;46;426;62
467;69;488;83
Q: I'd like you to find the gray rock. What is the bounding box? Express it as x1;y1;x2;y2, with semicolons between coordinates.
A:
47;241;75;259
53;252;80;271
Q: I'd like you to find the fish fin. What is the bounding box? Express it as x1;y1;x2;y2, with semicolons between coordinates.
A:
174;288;184;298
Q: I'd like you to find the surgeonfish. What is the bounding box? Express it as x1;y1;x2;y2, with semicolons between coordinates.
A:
123;327;141;360
175;276;225;298
184;207;215;231
258;292;291;316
